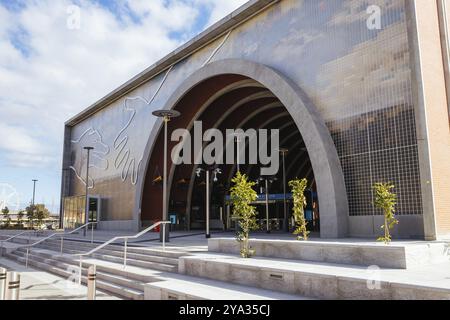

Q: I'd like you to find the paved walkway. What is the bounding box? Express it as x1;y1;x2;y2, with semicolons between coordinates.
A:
0;258;119;300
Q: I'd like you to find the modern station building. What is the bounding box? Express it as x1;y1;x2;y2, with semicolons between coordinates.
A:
60;0;450;240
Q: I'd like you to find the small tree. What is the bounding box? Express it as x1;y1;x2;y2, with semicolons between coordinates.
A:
289;178;309;240
36;206;50;228
373;182;398;244
17;210;25;228
2;206;10;228
230;172;258;258
26;204;37;230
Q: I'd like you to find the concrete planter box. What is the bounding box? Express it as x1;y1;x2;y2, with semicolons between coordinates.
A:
208;238;450;269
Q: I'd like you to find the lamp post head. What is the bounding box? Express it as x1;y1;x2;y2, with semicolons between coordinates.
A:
84;146;94;151
213;168;222;182
152;109;181;120
277;148;289;155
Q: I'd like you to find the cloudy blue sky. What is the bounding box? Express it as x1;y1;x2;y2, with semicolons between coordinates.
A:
0;0;247;213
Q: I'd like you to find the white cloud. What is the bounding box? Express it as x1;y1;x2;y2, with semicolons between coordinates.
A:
0;123;43;154
0;0;247;172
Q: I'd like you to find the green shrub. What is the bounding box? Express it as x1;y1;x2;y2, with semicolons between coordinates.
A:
230;172;258;258
373;182;398;244
289;178;309;240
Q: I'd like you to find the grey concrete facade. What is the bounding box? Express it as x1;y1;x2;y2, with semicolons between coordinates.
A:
60;0;448;239
136;59;349;238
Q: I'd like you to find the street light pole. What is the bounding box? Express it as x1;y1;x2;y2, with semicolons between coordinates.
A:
265;178;270;233
32;180;38;206
197;167;221;239
278;148;289;232
258;176;277;233
228;133;242;173
83;147;94;237
206;170;210;239
153;109;181;243
236;136;241;173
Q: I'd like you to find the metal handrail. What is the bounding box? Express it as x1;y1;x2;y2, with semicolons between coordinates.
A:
23;222;97;268
0;230;37;257
73;221;170;284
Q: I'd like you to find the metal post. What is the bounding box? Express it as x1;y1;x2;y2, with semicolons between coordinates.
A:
60;236;64;255
87;265;96;300
161;117;169;243
0;241;3;257
236;137;241;173
153;110;180;242
79;256;83;285
32;179;37;206
0;267;6;300
265;179;270;233
162;223;166;251
206;170;210;239
282;151;288;232
5;272;20;300
84;147;93;237
220;207;224;230
123;238;128;268
91;223;94;244
25;248;29;268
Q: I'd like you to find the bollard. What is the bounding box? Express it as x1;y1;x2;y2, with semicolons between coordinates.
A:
0;267;6;300
5;272;20;300
87;265;96;300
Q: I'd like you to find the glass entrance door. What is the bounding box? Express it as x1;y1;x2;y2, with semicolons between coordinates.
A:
88;197;99;228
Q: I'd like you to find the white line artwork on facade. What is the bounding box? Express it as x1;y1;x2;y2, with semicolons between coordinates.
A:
202;30;232;67
113;66;173;185
111;29;233;186
70;128;110;189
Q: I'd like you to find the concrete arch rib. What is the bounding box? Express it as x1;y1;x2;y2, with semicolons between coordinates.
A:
136;59;349;238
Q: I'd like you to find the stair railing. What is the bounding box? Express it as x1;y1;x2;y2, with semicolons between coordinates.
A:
0;230;37;257
73;221;170;285
23;222;97;268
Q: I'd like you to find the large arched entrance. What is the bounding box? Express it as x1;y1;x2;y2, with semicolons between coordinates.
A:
135;59;349;238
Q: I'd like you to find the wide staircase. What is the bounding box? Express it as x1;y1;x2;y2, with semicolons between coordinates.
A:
4;238;182;300
7;234;448;300
4;237;306;300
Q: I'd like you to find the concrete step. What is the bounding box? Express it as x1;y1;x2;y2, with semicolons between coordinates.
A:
144;274;310;300
89;252;177;273
180;253;450;300
11;248;159;283
16;246;178;273
9;252;146;291
5;251;144;300
37;242;179;265
145;277;309;300
6;250;146;293
45;239;187;259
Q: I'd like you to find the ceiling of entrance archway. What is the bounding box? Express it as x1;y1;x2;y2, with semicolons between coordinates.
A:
169;75;314;186
141;75;315;222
